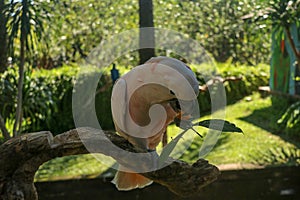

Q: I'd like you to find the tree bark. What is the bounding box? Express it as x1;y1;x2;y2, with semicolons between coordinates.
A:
0;127;220;199
0;0;8;73
12;33;25;137
13;0;28;137
285;26;300;71
285;26;300;94
138;0;155;64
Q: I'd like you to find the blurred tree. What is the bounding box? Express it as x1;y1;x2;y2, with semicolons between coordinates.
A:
268;0;300;70
7;0;53;136
154;0;271;65
39;0;139;67
139;0;155;64
255;0;300;94
22;0;270;66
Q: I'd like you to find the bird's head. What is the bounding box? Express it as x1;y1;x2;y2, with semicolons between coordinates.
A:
145;56;199;130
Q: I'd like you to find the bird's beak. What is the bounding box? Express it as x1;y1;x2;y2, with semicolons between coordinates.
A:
174;112;193;129
167;98;198;129
174;109;203;138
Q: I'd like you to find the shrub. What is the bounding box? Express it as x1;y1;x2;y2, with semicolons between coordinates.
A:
0;67;55;132
0;65;113;135
155;0;271;65
36;66;114;134
31;0;271;67
277;100;300;137
0;63;269;136
218;63;269;103
194;62;270;112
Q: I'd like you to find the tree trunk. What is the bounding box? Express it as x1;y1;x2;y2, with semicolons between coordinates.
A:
285;27;300;94
0;0;8;73
138;0;155;64
13;0;28;136
12;32;25;137
0;127;220;199
285;26;300;71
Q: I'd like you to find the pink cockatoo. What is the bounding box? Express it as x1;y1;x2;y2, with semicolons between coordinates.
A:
111;56;199;190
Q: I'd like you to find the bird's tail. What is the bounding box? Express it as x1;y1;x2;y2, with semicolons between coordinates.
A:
111;166;153;191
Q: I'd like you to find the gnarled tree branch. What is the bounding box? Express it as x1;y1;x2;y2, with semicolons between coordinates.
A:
0;127;220;199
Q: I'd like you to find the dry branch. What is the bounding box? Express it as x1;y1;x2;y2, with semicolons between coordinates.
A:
0;127;220;199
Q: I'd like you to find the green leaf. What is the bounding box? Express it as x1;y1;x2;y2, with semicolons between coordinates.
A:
194;119;243;133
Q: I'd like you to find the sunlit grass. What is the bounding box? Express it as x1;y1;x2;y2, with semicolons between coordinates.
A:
35;154;114;182
176;93;300;166
34;93;300;182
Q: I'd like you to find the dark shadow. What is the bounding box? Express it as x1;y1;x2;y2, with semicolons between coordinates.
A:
239;95;300;148
36;166;300;200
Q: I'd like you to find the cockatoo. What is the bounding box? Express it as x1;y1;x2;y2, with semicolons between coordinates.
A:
111;56;199;191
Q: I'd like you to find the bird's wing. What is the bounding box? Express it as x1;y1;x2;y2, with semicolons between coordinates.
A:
111;78;127;132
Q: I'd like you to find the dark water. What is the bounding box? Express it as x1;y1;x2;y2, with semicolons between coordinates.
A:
36;166;300;200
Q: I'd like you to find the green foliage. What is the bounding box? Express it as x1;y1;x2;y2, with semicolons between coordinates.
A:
37;0;139;67
154;0;271;65
223;63;269;98
0;65;113;135
254;0;300;48
196;62;269;112
0;62;269;136
0;66;61;133
3;0;58;136
277;100;300;136
254;146;300;166
6;0;54;59
34;66;77;134
196;120;243;133
268;0;300;28
37;66;114;134
4;0;272;67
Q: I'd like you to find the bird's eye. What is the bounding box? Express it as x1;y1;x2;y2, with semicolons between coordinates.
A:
170;90;175;95
169;98;181;112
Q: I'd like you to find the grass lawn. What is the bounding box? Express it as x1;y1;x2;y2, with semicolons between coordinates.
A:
34;93;300;182
178;93;300;167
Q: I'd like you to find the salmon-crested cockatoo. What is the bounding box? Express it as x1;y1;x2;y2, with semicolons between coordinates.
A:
111;56;199;191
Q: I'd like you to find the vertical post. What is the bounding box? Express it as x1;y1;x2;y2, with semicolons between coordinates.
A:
0;0;7;73
138;0;155;64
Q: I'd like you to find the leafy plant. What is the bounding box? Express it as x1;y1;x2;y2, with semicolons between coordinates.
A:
277;100;300;135
154;0;271;65
254;0;300;70
254;146;300;166
2;0;56;137
0;62;269;139
0;67;54;133
14;0;272;67
38;0;139;66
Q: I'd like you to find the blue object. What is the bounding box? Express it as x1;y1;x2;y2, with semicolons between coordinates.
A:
110;64;119;84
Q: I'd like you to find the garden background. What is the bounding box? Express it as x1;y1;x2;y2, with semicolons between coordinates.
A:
0;0;299;199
